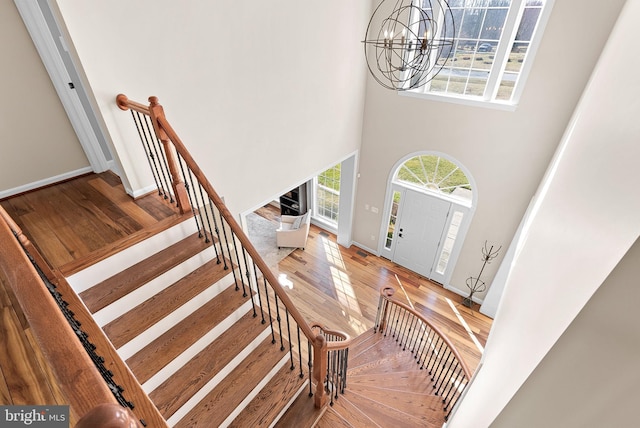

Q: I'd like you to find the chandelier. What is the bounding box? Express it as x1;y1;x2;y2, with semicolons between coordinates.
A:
363;0;455;91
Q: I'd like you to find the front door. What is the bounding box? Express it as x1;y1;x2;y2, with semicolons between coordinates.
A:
391;188;451;279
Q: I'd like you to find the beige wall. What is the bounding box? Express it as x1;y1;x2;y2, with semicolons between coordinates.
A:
54;0;370;214
491;235;640;427
355;0;626;299
0;1;88;193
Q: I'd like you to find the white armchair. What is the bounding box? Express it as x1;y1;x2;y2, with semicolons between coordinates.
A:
276;212;311;249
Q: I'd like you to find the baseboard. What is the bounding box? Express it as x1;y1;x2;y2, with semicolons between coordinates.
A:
0;166;92;199
445;283;484;305
127;183;158;199
351;241;379;256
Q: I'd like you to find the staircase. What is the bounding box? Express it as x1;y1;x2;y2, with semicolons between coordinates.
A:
316;330;449;428
66;218;309;427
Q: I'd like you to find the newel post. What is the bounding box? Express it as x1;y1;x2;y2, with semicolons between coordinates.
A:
312;334;328;408
148;96;191;214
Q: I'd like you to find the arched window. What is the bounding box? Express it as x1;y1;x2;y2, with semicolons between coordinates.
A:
395;154;472;203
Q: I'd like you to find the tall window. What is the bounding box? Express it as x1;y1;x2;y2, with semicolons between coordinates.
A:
315;164;341;224
412;0;550;104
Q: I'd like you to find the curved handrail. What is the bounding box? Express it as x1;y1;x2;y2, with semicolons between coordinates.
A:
310;322;352;351
379;286;471;378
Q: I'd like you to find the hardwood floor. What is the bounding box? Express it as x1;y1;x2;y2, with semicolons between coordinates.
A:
255;204;492;373
0;172;492;421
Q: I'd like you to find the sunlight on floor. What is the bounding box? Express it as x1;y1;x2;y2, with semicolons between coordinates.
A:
446;297;484;354
323;237;346;269
321;237;367;334
330;266;362;317
278;273;293;289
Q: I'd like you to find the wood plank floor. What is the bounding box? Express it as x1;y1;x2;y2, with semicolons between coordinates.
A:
0;172;492;419
255;204;492;373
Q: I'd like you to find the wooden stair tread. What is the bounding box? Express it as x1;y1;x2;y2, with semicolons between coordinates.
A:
126;284;249;383
315;407;359;428
103;257;230;348
79;232;209;313
150;310;267;419
230;361;308;427
348;346;418;376
340;388;441;427
174;336;289;427
348;370;436;394
347;329;384;357
323;395;378;428
57;213;187;277
274;386;325;428
346;383;443;414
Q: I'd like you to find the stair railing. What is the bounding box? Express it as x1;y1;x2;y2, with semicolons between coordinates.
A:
375;286;472;421
311;323;350;406
116;94;351;408
0;206;159;427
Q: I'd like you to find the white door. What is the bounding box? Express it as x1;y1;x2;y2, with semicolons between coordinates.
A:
392;188;451;279
15;0;112;172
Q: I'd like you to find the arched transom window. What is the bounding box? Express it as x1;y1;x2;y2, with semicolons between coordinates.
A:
394;155;472;202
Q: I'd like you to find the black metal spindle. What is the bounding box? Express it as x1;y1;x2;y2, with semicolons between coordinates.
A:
143;116;173;203
432;349;453;386
131;111;162;197
308;341;314;397
262;279;276;344
206;197;227;268
426;338;445;372
441;362;461;399
240;248;250;298
273;292;285;351
174;155;204;238
297;327;304;378
284;309;295;370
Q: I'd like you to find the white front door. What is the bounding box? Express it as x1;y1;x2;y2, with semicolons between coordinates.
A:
391;188;451;279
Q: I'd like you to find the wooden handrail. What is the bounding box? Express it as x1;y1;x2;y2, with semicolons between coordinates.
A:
379;286;472;379
116;94;149;115
0;206;165;427
0;207;118;423
116;94;353;407
310;322;352;351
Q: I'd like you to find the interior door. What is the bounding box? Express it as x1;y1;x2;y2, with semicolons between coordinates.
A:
392;188;451;279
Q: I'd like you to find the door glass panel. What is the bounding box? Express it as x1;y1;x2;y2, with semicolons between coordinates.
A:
385;191;401;250
436;211;464;274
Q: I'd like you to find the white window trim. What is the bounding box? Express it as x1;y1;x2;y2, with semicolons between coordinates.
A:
405;0;556;108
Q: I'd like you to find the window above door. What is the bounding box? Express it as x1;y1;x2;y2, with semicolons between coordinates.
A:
394;154;472;204
406;0;553;108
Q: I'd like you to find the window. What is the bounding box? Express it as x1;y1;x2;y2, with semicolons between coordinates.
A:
315;164;341;224
411;0;551;104
395;154;472;202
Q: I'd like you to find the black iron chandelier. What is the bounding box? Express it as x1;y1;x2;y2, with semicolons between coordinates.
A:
363;0;456;91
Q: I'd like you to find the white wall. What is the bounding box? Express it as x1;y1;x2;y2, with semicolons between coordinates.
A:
449;1;640;426
355;0;625;300
490;235;640;427
53;0;370;214
0;1;88;195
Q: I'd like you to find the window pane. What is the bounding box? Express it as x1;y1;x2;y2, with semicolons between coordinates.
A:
516;7;542;41
480;8;508;40
436;211;464;274
413;0;548;104
316;164;340;224
459;9;486;39
385;191;401;250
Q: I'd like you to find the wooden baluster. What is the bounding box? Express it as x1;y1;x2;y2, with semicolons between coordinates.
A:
147;96;191;214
